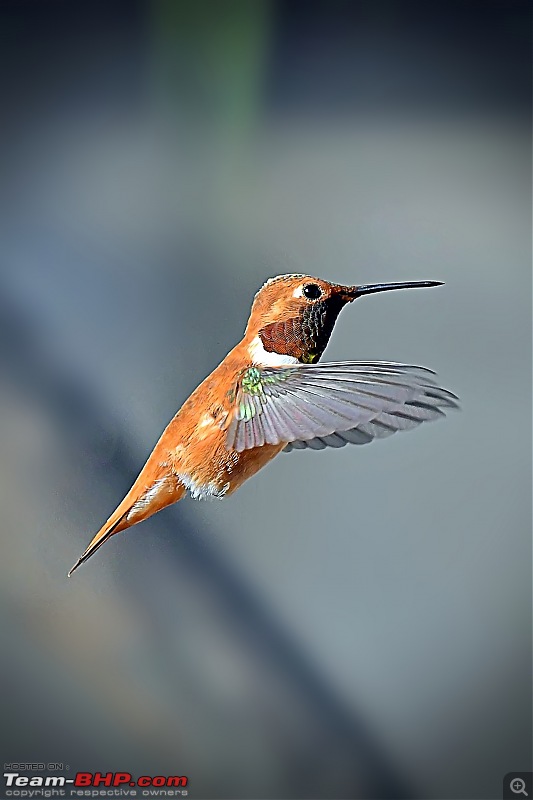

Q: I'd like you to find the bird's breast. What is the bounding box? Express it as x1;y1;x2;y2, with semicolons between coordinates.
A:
163;357;284;499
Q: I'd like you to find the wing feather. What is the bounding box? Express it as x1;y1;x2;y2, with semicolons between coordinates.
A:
224;361;458;453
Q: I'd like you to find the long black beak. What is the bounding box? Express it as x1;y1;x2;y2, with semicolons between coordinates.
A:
347;280;443;298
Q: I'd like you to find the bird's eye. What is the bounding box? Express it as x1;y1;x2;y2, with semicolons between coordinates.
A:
302;283;322;300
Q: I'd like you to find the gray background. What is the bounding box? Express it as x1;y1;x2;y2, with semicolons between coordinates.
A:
0;2;530;798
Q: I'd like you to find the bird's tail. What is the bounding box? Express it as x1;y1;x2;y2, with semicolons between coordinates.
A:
68;470;185;577
67;506;130;578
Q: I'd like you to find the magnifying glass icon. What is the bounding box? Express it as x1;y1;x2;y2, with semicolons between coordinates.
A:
511;778;528;796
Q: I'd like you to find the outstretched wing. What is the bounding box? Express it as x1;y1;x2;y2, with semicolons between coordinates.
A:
224;362;458;453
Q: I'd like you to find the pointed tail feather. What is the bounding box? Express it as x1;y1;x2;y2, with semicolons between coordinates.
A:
68;513;128;577
68;474;185;577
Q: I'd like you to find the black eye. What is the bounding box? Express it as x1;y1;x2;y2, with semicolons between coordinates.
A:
302;283;322;300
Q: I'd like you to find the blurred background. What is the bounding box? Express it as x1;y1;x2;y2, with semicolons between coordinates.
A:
0;1;530;798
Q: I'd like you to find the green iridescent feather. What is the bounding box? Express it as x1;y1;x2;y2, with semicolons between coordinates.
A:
238;367;293;420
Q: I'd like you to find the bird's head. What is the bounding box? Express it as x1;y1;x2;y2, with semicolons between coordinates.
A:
245;273;443;365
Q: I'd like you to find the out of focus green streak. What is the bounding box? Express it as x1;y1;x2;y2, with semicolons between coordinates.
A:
150;0;270;233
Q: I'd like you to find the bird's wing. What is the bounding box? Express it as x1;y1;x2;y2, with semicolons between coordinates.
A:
224;361;458;453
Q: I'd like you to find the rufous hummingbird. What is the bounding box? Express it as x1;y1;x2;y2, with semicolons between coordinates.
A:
69;274;457;576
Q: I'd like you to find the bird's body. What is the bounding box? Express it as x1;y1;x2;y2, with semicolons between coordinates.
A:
69;274;457;576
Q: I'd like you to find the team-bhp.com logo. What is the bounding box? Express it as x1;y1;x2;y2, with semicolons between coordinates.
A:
3;771;188;797
75;774;188;790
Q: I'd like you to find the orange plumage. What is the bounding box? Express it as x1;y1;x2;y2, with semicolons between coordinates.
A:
69;274;456;575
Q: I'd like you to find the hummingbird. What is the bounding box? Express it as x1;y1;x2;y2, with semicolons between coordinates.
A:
68;274;457;576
